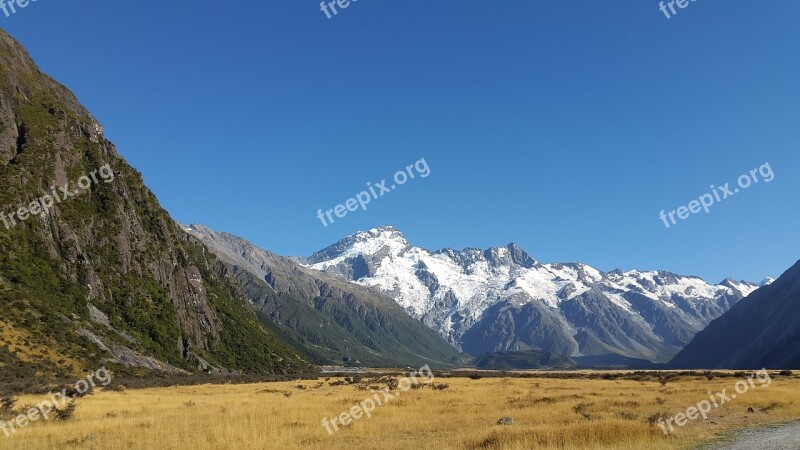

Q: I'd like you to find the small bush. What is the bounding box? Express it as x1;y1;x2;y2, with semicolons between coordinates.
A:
647;412;669;426
0;396;15;413
55;403;77;421
573;402;593;420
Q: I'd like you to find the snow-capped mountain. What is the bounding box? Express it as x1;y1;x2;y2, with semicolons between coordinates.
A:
305;226;764;363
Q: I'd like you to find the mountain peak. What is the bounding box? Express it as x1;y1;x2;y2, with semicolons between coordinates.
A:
307;225;409;264
359;225;407;241
485;243;538;269
370;225;403;233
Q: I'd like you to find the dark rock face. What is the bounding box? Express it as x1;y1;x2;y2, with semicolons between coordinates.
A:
0;30;310;377
671;260;800;370
461;300;579;358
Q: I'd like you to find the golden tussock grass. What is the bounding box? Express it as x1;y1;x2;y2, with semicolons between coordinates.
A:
3;372;799;449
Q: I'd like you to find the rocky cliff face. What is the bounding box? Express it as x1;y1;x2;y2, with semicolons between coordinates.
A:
0;30;310;379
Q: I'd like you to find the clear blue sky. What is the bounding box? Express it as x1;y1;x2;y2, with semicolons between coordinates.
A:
2;1;798;283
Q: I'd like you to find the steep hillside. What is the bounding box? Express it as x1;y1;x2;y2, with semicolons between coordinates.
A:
671;260;800;369
183;224;463;368
0;30;311;379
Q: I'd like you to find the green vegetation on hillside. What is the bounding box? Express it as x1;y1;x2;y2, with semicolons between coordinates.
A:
0;29;312;379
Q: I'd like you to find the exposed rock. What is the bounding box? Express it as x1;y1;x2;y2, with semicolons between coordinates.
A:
496;417;514;425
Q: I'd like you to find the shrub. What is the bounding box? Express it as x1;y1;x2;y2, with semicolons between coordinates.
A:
0;396;15;414
573;402;593;420
647;412;669;426
55;403;77;421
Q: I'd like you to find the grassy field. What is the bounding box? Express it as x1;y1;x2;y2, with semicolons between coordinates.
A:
2;371;799;449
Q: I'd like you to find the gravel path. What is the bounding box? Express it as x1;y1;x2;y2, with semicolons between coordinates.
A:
700;422;800;450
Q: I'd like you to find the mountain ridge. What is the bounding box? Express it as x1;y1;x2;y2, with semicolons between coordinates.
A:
670;259;800;369
183;224;463;368
305;226;763;363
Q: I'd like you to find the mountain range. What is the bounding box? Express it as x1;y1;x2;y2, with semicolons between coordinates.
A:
304;226;763;363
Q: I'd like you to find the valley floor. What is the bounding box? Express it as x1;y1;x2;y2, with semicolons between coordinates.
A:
3;372;800;449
